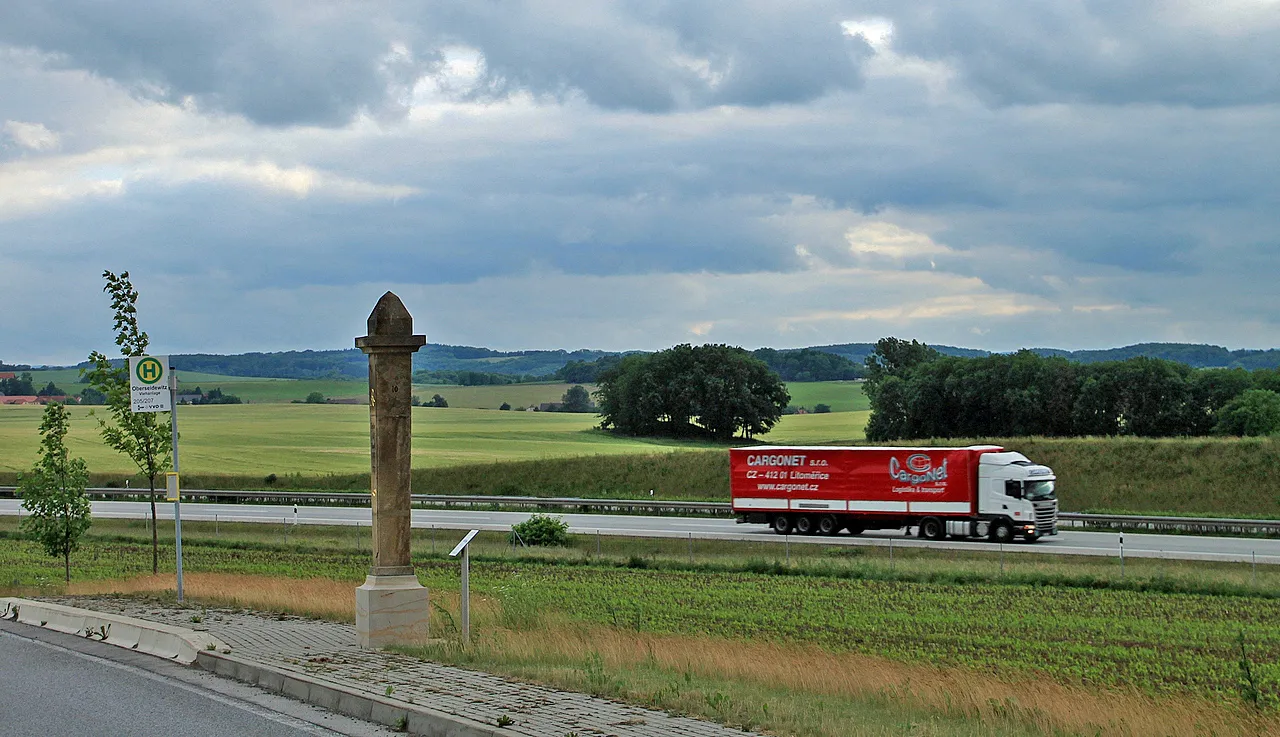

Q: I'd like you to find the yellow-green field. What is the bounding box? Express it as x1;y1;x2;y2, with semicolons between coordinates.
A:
782;380;868;412
25;368;866;411
0;403;869;478
411;383;587;410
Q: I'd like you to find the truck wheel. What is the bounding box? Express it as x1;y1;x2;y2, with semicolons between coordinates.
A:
795;515;817;535
772;515;793;535
919;516;946;541
817;515;839;536
989;521;1014;543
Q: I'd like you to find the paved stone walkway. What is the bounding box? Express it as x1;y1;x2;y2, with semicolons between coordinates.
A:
43;597;759;737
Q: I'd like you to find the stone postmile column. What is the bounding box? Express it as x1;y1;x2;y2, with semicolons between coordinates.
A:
354;292;429;648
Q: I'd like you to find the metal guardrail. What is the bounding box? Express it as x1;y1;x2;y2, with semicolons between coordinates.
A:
0;487;730;514
1056;513;1280;535
3;487;1278;535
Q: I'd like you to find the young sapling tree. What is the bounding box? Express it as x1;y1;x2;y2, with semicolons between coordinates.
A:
18;402;92;582
83;270;172;574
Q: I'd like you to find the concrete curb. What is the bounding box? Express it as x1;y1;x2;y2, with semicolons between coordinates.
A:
0;597;225;663
0;598;508;736
196;649;505;737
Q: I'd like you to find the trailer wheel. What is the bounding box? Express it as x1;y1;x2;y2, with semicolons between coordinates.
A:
919;516;946;541
989;520;1014;543
772;515;793;535
795;515;817;535
817;515;839;536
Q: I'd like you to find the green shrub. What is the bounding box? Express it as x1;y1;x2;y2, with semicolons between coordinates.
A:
509;514;569;547
1215;390;1280;437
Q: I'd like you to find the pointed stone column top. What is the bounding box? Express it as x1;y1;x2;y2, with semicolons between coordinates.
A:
356;292;427;352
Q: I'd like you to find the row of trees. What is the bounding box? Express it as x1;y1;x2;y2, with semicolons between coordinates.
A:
184;387;242;404
596;344;790;440
751;348;863;381
0;373;66;397
864;338;1280;440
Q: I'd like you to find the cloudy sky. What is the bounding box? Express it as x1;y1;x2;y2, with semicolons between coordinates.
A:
3;1;1279;365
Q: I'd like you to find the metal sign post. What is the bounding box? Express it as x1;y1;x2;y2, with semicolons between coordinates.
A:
169;373;183;602
449;530;481;644
129;355;182;601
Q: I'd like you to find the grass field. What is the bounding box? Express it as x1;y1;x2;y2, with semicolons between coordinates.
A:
3;516;1277;736
0;404;714;477
783;379;868;412
23;368;866;410
0;401;870;479
7;377;1280;517
22;368;371;404
411;382;587;410
6;402;1280;515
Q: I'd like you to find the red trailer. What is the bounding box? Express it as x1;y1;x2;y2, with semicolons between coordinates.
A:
731;445;1058;542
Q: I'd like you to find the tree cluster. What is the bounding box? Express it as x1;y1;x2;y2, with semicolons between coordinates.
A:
554;355;623;384
0;371;35;396
559;385;593;413
184;386;242;404
864;338;1280;440
596;344;790;440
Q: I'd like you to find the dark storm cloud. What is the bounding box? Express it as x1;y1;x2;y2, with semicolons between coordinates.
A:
0;1;871;125
0;0;439;126
5;1;1277;126
426;1;870;111
886;1;1280;107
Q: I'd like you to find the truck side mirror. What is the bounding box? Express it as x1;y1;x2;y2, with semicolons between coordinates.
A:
1005;480;1023;499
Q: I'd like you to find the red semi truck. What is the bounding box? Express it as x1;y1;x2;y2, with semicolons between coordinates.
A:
731;445;1058;543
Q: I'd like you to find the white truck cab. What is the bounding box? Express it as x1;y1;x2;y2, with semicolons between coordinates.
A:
977;451;1059;540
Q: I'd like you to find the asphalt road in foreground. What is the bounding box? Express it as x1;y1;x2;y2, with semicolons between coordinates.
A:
0;623;392;737
3;499;1278;564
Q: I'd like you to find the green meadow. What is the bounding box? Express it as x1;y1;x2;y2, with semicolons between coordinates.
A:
0;401;870;480
8;376;1279;517
782;379;868;412
24;365;865;412
24;369;865;411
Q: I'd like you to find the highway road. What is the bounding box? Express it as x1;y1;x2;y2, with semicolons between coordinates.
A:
3;499;1278;564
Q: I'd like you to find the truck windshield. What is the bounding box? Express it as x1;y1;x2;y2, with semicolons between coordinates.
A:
1025;480;1055;500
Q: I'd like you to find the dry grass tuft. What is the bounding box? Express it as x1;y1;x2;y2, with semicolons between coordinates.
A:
68;573;362;622
487;625;1275;737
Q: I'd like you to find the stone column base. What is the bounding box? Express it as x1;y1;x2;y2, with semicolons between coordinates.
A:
355;574;430;648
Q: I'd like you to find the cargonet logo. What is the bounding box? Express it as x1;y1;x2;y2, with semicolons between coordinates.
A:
889;454;948;485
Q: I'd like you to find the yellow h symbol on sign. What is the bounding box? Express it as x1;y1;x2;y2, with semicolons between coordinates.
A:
136;357;164;384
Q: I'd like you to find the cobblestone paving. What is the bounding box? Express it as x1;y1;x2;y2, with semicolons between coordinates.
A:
43;597;758;737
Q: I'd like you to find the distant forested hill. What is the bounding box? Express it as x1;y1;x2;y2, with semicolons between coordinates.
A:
102;345;620;380
65;341;1280;381
806;343;991;366
1027;343;1280;369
